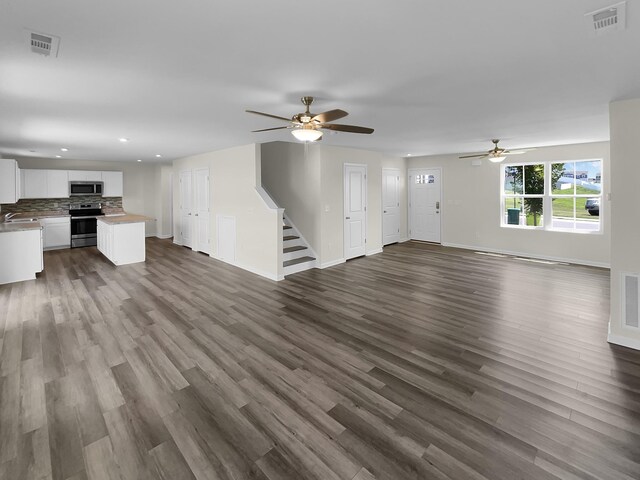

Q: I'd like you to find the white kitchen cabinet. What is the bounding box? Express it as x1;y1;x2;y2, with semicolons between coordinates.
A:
46;170;69;198
0;159;20;204
97;218;145;265
21;169;70;198
41;217;70;249
68;170;103;182
22;169;48;199
0;227;43;285
102;171;123;197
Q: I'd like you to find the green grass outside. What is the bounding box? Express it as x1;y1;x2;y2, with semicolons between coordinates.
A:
551;186;600;220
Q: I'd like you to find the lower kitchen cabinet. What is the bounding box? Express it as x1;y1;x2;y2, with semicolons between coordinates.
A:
41;217;71;249
97;219;145;265
0;227;43;285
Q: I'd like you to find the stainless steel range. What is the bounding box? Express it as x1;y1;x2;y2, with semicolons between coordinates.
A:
69;203;104;248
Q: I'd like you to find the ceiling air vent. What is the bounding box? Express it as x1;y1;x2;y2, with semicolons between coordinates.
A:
585;2;626;36
27;30;61;57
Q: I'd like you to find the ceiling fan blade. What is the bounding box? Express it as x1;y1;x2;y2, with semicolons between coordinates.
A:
245;110;292;123
504;148;535;155
251;126;290;133
459;153;488;159
311;109;348;124
320;123;374;134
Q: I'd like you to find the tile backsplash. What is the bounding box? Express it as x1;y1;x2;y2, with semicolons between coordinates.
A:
1;196;122;213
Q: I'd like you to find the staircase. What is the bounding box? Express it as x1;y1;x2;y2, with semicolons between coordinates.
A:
282;214;317;276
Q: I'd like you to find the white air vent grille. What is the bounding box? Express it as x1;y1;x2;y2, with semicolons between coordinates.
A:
586;2;626;36
623;273;639;329
27;30;60;57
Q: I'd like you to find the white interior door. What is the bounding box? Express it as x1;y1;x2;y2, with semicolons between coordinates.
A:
409;168;441;243
344;164;367;259
179;170;192;248
382;168;401;245
194;168;210;254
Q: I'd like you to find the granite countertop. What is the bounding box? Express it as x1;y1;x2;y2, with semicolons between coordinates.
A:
0;221;42;233
102;208;126;215
97;214;154;225
5;211;70;220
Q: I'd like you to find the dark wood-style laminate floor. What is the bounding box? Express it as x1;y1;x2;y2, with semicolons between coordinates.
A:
1;239;639;480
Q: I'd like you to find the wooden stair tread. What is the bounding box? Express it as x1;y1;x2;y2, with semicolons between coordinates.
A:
284;245;307;253
283;235;300;241
283;225;292;230
283;256;316;267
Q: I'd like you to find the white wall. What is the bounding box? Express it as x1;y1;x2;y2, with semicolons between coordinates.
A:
609;99;640;350
261;142;322;254
261;141;407;268
173;144;282;280
12;156;165;236
319;145;407;266
408;141;610;267
155;165;173;238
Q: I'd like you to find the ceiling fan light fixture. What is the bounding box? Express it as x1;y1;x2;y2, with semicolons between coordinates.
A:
291;127;322;142
489;155;506;163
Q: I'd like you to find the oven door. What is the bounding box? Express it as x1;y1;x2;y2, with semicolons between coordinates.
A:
71;217;98;247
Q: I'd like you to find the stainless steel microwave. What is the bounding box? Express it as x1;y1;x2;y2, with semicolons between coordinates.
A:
69;181;103;196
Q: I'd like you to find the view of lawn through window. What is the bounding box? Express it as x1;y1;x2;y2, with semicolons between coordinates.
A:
502;160;602;232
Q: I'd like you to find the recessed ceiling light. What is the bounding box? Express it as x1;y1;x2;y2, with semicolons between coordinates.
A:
407;153;412;157
55;155;62;158
155;154;162;158
60;147;68;152
137;159;142;162
119;138;129;143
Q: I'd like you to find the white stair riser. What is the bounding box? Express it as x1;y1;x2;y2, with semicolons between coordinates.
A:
283;259;318;276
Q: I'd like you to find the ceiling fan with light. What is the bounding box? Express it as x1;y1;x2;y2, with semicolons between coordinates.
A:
246;96;374;142
459;139;533;163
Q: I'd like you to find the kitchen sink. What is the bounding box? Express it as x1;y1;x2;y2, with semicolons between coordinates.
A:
7;218;38;223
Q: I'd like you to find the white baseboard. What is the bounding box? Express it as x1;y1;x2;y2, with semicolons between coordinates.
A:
209;254;283;281
441;242;610;269
320;258;345;269
399;237;410;243
608;333;640;351
155;234;173;239
366;248;383;256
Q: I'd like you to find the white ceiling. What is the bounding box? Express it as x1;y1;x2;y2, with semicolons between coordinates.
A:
0;0;638;162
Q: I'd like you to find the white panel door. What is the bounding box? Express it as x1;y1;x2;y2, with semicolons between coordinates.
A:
409;168;441;243
193;168;210;254
217;215;236;261
382;168;400;245
344;164;367;260
179;171;193;248
46;170;69;198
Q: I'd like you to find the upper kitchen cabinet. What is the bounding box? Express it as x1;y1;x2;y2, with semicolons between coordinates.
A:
102;171;123;197
21;169;48;199
68;170;103;182
21;169;69;198
0;159;20;203
46;170;69;197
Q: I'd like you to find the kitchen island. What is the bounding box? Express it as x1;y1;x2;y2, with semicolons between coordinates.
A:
97;214;154;266
0;221;43;284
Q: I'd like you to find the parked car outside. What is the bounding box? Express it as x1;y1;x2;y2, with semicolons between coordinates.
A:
585;198;599;216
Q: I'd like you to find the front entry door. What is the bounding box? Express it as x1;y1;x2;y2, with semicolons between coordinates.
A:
409;168;441;243
194;168;210;254
344;164;367;259
382;168;400;245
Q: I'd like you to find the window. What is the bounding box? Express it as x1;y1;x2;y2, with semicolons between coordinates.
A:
416;174;434;184
501;160;602;233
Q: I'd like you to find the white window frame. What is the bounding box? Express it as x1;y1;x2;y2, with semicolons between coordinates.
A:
501;159;603;234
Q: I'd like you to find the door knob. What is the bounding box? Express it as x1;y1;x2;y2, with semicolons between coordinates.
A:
436;201;440;209
384;210;387;213
188;213;192;216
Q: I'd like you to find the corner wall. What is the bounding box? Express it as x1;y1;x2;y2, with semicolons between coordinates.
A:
609;98;640;350
261;141;407;268
408;141;611;267
173;144;282;281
